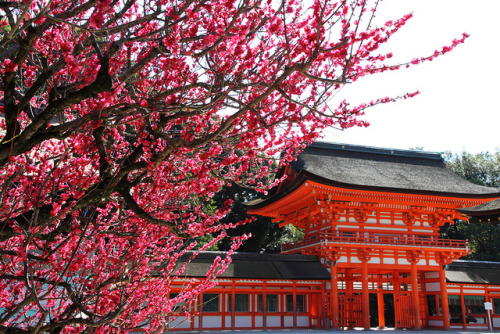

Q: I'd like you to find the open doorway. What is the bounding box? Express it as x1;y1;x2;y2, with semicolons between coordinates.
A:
384;294;396;327
369;293;395;328
369;294;378;327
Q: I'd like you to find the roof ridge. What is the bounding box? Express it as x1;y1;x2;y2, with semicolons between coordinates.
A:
311;141;443;161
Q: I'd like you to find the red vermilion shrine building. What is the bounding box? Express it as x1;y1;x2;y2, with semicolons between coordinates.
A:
246;142;500;330
164;143;500;331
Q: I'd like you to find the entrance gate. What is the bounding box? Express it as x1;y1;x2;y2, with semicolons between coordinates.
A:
339;294;363;328
395;294;414;328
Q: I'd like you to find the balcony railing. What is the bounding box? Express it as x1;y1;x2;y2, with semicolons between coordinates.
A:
281;231;468;252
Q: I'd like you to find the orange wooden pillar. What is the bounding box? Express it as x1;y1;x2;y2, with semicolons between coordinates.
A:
410;257;421;329
322;282;328;329
460;292;467;329
377;288;385;328
293;282;297;329
361;250;371;330
346;269;354;329
231;282;236;330
330;257;340;329
199;293;204;330
222;291;226;329
393;269;400;328
438;266;450;329
362;261;370;329
263;282;267;330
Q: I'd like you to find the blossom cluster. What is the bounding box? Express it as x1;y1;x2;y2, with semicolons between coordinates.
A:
0;0;467;332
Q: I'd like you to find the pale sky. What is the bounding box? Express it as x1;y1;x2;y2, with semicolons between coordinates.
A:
322;0;500;154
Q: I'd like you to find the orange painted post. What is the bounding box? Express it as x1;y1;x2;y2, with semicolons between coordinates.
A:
330;260;339;329
222;291;226;329
410;260;421;329
281;294;284;328
377;288;385;328
460;292;466;329
293;282;297;328
346;269;354;329
362;259;371;330
393;269;400;328
231;283;236;330
199;293;203;330
439;266;450;329
263;283;267;330
252;292;255;329
322;282;328;329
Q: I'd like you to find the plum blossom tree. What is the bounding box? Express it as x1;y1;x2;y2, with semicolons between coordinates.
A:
0;0;467;332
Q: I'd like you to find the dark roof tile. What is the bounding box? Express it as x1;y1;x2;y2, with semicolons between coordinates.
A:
459;198;500;215
445;260;500;285
175;251;330;280
291;142;499;196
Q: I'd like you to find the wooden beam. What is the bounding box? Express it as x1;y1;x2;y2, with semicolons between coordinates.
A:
362;258;371;330
410;259;421;329
439;266;450;329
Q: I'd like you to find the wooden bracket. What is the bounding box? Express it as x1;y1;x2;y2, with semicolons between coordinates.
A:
357;248;372;262
406;250;423;263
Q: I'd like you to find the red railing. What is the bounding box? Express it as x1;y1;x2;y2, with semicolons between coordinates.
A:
281;231;468;252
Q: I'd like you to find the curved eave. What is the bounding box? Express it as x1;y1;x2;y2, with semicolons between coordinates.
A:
458;209;500;217
246;170;500;213
245;172;308;212
302;170;500;199
457;198;500;216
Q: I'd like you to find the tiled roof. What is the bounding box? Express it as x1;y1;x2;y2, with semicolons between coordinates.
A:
175;251;331;280
458;198;500;215
288;142;499;196
445;260;500;285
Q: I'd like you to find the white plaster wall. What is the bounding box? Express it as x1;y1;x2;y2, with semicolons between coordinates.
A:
398;258;410;265
493;317;500;327
234;316;252;328
255;316;263;327
428;260;438;267
383;258;395;265
338;256;348;263
336;225;357;229
463;288;485;294
267;316;281;327
380;219;392;225
203;316;222;328
368;257;380;264
350;256;361;264
364;226;399;231
168;316;192;329
224;315;231;327
284;316;293;327
297;315;309;327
